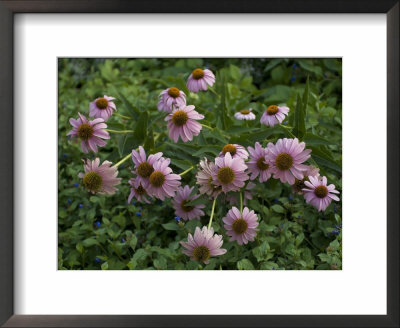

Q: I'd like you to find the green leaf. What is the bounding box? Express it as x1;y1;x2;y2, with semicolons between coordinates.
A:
82;238;100;247
162;223;179;231
292;94;306;140
114;90;140;118
133;111;148;144
144;127;154;150
237;259;255;270
264;59;283;72
271;204;285;213
304;133;332;146
192;146;221;157
302;76;309;115
310;146;341;173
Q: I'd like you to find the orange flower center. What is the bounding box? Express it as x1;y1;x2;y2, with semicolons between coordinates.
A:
222;144;237;156
149;171;165;187
275;153;293;171
192;68;204;80
193;245;210;262
77;123;94;141
137;162;154;178
83;171;102;192
232;218;248;234
217;167;235;185
171;110;189;126
96;97;109;109
314;185;328;198
266;105;279;115
134;185;146;195
180;200;194;212
240;109;250;115
168;87;180;98
256;157;269;171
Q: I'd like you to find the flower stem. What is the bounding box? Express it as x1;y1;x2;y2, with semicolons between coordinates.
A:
106;129;134;134
279;124;296;138
113;153;131;167
207;197;218;229
201;124;214;131
114;112;131;120
179;166;195;176
208;87;220;98
240;191;243;214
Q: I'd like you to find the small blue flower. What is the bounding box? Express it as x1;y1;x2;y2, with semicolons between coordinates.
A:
138;206;142;210
290;76;296;82
136;212;141;217
149;197;153;201
79;204;84;208
121;238;126;243
67;199;72;204
132;200;137;205
63;154;68;158
323;73;327;78
292;63;297;69
73;183;79;188
94;257;101;263
95;221;101;228
288;194;293;201
331;229;340;235
283;121;288;125
175;216;181;222
274;198;279;203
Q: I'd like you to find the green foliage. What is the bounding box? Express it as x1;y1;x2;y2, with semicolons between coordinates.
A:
58;58;342;270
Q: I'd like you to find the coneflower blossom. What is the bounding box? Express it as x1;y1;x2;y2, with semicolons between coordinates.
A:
266;138;311;185
186;68;215;93
131;146;163;188
67;113;109;153
260;105;289;127
219;144;249;160
89;95;117;121
196;158;221;198
128;178;152;204
303;176;340;211
212;153;249;193
234;108;256;121
247;142;273;182
223;207;259;245
172;185;205;221
165;105;204;143
78;158;121;195
157;87;186;113
292;165;320;194
180;226;226;264
146;158;181;200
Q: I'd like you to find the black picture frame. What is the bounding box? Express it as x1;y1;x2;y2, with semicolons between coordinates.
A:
0;1;398;327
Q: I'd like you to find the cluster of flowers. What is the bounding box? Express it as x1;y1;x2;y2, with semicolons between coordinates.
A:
66;67;340;265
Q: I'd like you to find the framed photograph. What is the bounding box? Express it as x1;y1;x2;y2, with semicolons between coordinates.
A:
1;1;398;327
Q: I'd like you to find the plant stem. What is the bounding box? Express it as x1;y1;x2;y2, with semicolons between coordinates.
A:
240;191;243;214
207;197;218;229
114;113;131;120
106;129;134;134
201;124;214;131
179;166;195;176
113;153;131;167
